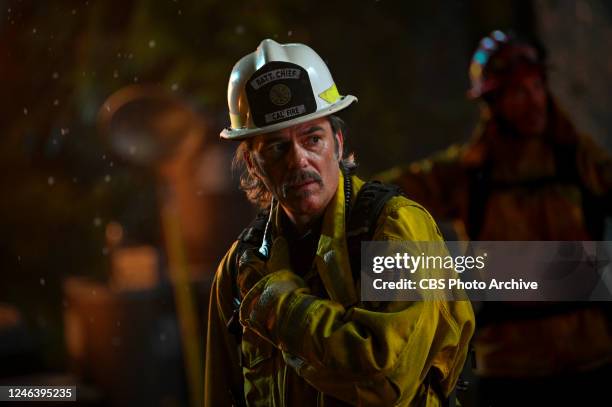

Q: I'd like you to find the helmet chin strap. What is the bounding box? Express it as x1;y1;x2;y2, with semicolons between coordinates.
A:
342;164;352;223
258;197;275;259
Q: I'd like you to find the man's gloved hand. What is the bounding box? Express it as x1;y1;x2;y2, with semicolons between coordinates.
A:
239;269;308;345
237;248;269;299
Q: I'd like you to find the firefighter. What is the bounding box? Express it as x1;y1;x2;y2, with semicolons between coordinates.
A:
378;30;612;406
205;39;474;406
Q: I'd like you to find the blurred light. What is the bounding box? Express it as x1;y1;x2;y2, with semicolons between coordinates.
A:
106;222;124;246
110;246;159;291
0;305;21;327
482;38;495;50
474;50;488;65
492;30;507;42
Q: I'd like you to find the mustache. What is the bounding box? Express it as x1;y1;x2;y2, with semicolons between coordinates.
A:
281;170;322;197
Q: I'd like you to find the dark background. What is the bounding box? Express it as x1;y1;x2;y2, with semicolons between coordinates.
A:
1;0;611;405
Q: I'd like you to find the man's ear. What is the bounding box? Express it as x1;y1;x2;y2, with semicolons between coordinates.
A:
334;130;344;161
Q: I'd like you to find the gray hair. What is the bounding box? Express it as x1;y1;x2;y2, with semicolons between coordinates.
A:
232;115;357;209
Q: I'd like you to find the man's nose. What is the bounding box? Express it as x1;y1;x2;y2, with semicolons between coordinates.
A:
286;142;308;169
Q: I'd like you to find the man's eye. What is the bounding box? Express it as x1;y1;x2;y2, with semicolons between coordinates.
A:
266;143;286;155
308;135;321;145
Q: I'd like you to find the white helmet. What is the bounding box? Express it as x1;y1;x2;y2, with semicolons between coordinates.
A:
220;39;357;140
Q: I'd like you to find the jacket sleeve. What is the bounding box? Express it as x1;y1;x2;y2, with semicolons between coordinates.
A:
204;242;245;407
375;145;468;221
239;202;475;406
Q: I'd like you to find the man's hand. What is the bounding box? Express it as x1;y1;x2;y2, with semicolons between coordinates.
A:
239;269;308;345
237;248;269;299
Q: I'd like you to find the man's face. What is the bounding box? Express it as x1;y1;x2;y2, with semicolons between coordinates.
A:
248;117;343;226
495;71;548;137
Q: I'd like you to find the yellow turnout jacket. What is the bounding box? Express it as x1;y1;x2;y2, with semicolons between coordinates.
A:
205;171;474;406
